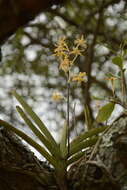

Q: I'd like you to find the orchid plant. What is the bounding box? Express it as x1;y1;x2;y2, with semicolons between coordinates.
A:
0;36;108;190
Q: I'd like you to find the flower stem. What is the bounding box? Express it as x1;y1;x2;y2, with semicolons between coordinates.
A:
67;71;70;157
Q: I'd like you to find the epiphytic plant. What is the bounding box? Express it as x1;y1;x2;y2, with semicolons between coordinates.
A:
0;36;107;190
95;40;127;124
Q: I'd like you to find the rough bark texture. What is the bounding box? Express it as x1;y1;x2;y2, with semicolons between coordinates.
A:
0;0;65;45
0;127;56;190
0;115;127;190
68;115;127;190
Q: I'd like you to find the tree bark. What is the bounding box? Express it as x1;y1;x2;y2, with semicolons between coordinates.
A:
68;114;127;190
0;127;56;190
0;0;65;45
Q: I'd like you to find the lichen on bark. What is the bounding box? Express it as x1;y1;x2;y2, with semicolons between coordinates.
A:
68;115;127;190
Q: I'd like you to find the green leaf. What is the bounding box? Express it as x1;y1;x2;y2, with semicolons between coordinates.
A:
124;49;127;55
69;137;98;156
106;73;114;78
106;72;118;79
91;96;104;101
59;122;68;158
112;56;123;69
0;119;58;168
70;125;107;148
16;106;61;159
12;91;57;148
67;151;85;166
96;102;115;122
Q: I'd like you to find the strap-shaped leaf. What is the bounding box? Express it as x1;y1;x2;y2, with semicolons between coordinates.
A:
112;56;123;69
70;125;107;148
59;122;68;158
96;102;115;122
0;119;58;168
67;151;85;166
16;106;61;159
69;137;98;157
12;90;57;147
